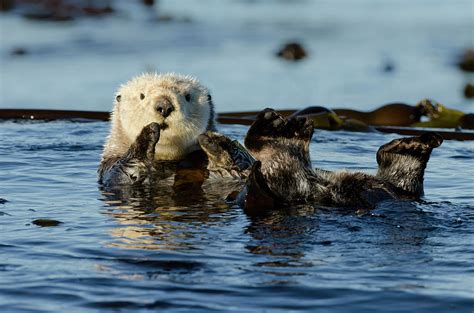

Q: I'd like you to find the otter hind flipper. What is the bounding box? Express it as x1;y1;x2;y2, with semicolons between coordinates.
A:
419;132;443;148
244;108;287;152
244;108;314;168
245;108;313;151
284;115;314;143
99;122;161;185
376;132;443;198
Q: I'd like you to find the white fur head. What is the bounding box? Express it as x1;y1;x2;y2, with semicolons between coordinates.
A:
111;73;214;160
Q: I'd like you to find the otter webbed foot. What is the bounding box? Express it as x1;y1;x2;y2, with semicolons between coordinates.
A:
98;123;161;186
244;108;314;166
245;108;313;153
376;132;443;198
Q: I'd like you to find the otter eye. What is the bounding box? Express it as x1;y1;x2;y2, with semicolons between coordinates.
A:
185;93;191;102
116;95;121;102
140;93;145;100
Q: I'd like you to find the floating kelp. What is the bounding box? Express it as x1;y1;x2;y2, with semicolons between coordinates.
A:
1;99;473;140
32;219;63;227
276;42;307;61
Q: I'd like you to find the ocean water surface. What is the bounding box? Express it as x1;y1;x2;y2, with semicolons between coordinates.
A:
0;120;472;312
1;0;473;312
1;0;473;112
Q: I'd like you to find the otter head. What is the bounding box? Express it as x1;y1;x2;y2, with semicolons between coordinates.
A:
376;132;443;197
198;131;254;178
113;73;215;160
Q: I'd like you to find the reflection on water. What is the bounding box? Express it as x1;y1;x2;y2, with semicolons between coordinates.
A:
100;179;241;251
244;206;320;285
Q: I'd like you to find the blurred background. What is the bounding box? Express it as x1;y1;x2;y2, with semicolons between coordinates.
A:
0;0;473;113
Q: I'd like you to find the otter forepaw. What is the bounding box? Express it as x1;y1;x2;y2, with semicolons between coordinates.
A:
129;122;161;161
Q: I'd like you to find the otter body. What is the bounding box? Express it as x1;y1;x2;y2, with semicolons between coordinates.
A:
198;109;442;213
98;73;215;185
242;109;442;212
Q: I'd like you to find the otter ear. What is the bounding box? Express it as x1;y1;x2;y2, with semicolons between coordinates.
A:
420;132;443;148
115;95;121;102
207;94;212;101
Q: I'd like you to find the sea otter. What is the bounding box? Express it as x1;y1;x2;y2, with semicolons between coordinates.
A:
98;73;215;185
198;109;443;213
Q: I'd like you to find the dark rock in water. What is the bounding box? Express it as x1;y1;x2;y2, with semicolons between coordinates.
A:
11;47;28;56
276;42;307;61
20;0;114;21
23;12;74;22
157;14;174;22
382;61;395;73
32;219;63;227
0;198;7;204
458;49;474;72
82;5;114;16
0;0;14;12
463;83;474;99
153;14;192;24
143;0;155;6
459;113;474;130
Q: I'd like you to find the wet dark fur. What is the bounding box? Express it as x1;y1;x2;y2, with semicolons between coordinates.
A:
243;109;316;204
376;132;443;197
98;123;166;186
240;109;442;213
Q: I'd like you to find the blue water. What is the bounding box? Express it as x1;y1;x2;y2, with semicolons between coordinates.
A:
0;0;473;112
1;1;474;312
0;120;473;312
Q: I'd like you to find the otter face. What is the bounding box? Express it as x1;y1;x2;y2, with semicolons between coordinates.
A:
115;73;214;160
198;131;254;175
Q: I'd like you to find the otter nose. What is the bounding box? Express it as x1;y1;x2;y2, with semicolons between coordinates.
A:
156;98;174;118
